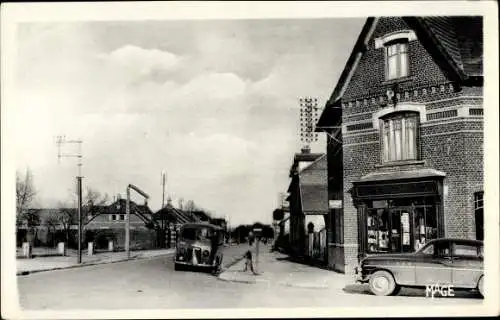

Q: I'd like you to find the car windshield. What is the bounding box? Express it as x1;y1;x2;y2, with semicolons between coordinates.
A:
181;227;214;241
417;242;435;255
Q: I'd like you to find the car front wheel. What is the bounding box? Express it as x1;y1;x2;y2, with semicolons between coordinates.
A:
369;270;397;296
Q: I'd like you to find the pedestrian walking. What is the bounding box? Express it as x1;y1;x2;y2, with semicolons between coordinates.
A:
242;250;257;275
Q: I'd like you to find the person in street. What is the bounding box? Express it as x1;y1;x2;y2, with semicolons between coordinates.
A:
243;250;257;275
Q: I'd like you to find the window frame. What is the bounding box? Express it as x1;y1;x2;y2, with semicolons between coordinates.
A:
384;40;410;80
379;111;420;163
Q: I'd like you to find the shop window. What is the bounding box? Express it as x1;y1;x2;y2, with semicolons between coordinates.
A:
474;191;484;240
366;197;438;254
366;209;390;253
385;41;409;80
381;112;419;163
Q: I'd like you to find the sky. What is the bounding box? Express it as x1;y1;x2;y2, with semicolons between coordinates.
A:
13;18;364;226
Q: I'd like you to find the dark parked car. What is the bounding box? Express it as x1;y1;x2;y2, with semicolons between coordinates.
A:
354;238;484;297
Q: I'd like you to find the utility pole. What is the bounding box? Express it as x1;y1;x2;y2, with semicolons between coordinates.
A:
125;186;131;259
56;135;83;264
161;171;166;209
161;171;167;248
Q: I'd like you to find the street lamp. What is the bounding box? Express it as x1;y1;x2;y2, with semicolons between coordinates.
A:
125;184;149;259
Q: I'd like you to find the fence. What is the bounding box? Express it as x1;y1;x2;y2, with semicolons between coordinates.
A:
305;228;327;262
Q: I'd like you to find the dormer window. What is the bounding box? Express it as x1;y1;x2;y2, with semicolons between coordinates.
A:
375;30;417;81
385;41;409;80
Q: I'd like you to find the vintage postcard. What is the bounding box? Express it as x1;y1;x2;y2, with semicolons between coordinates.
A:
1;1;499;319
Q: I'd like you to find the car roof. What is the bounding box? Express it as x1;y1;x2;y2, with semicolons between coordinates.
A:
429;238;483;245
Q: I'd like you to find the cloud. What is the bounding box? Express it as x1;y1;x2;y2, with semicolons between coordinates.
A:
103;45;182;76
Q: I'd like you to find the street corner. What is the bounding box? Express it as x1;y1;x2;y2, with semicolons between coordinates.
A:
217;259;264;284
217;270;260;284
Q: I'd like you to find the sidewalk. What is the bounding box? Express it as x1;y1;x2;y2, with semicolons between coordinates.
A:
16;248;174;275
218;249;352;290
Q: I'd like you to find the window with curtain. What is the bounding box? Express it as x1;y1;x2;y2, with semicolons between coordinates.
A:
385;41;409;80
380;112;419;163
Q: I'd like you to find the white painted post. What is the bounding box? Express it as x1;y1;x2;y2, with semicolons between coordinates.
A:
108;240;114;252
88;242;94;256
22;242;32;259
57;242;66;256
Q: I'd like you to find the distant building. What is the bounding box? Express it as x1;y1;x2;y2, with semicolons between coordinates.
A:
153;199;201;248
85;198;153;230
286;149;328;260
316;17;483;273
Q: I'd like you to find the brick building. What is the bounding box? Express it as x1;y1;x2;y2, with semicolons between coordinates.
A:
316;16;483;273
85;198;154;230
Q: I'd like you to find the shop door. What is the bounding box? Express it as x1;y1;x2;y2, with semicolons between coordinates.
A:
389;208;413;253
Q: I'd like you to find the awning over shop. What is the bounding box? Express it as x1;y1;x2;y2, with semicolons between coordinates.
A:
352;168;446;200
299;155;328;215
357;168;446;183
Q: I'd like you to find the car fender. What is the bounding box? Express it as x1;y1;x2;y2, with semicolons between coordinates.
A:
368;267;398;284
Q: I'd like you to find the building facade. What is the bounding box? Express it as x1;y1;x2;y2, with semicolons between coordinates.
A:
316;16;483;273
286;150;329;260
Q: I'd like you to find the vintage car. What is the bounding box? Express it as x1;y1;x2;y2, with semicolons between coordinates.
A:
174;223;225;273
354;238;484;297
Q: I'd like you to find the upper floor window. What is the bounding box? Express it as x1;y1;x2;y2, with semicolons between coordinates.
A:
385;41;409;80
381;112;419;162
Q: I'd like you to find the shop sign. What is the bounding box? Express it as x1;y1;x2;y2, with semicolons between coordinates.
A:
329;200;342;209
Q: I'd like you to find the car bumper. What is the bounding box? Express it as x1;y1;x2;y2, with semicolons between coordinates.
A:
175;261;215;267
354;266;369;283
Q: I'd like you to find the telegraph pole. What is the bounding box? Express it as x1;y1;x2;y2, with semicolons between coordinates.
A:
56;135;83;264
125;186;131;259
299;97;319;152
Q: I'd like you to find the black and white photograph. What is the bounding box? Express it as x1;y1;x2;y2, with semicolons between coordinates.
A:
1;1;499;318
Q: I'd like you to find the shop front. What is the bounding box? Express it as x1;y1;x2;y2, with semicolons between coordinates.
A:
351;169;446;258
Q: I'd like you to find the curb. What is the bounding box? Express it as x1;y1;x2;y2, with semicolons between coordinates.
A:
16;251;174;276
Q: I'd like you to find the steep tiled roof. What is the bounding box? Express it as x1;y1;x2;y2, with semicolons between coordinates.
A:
406;16;483;79
317;16;483;129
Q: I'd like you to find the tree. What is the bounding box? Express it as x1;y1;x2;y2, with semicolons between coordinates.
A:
83;187;110;223
56;202;76;245
16;168;37;227
45;212;60;247
185;200;196;212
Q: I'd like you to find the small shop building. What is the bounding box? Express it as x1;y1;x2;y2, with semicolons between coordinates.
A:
316;16;484;273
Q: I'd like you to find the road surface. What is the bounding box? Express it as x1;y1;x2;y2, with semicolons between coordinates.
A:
17;246;482;310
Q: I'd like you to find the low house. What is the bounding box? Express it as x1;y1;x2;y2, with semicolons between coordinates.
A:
153;199;200;248
85;198;153;230
286;149;329;261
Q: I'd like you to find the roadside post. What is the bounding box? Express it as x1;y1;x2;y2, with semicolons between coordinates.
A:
253;227;262;273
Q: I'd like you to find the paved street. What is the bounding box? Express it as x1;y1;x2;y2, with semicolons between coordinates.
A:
17;245;482;310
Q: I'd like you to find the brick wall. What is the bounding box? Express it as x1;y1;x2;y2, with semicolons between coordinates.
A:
329;17;484;273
